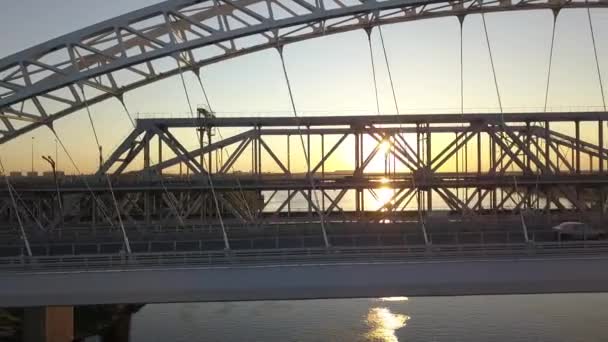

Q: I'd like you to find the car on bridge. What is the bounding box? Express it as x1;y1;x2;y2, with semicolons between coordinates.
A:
552;222;606;240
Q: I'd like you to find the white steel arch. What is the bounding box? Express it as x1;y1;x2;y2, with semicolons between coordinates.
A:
0;0;605;143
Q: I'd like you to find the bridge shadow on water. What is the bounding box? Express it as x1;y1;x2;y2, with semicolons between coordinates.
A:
0;305;142;342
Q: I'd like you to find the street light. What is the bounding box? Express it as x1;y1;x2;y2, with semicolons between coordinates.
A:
55;139;58;172
42;155;63;225
31;137;34;173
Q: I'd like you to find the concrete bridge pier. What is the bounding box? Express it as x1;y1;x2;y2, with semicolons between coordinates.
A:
23;306;73;342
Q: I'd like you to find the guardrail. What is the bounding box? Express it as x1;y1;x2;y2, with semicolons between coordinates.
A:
0;229;562;257
2;241;608;273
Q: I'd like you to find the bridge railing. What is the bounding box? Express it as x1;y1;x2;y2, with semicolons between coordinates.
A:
0;229;562;257
2;241;608;272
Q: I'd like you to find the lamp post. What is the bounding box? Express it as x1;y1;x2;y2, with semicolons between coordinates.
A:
55;139;58;171
31;137;34;173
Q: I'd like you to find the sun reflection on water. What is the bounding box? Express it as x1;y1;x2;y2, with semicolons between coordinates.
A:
364;307;410;342
380;297;409;302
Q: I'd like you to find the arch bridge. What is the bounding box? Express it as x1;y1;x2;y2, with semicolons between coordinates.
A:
0;0;606;142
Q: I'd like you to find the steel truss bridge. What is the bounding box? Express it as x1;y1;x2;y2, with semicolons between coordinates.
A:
2;0;608;311
2;111;608;256
5;112;608;226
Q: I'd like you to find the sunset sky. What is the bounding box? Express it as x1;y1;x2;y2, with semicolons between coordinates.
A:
0;1;607;174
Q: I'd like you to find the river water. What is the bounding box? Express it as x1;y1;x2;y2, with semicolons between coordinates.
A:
130;293;608;341
128;183;598;341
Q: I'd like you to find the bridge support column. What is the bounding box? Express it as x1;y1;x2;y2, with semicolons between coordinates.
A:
23;306;73;342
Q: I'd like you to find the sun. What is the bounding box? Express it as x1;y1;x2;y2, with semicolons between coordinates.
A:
376;186;395;209
378;140;391;154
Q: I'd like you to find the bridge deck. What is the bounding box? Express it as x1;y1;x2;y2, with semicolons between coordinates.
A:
2;242;608;307
4;173;608;192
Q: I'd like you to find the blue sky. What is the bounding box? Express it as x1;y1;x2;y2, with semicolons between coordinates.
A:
0;1;607;173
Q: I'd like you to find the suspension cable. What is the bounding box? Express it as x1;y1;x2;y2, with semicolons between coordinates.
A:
513;175;530;242
80;84;103;169
481;13;503;116
366;28;381;115
214;132;254;220
588;7;608;210
117;97;136;129
277;46;330;248
481;11;528;236
0;157;32;256
178;63;196;116
459;16;465;116
176;57;230;250
378;22;427;241
49;131;118;230
193;71;254;220
587;7;606;200
538;9;559;213
170;30;228;234
481;14;503;118
458;16;465;204
0;147;47;232
378;25;400;114
79;85;132;254
377;23;416;231
105;173;130;252
119;99;186;229
414;142;429;245
544;10;559;112
587;8;607;111
367;24;392;213
482;11;508;209
118;97;182;225
4;178;46;232
194;69;214;113
461;16;470;203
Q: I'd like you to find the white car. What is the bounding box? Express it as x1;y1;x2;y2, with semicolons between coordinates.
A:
552;221;606;240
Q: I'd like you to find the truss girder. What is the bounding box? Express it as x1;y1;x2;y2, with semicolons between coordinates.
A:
96;113;608;181
2;113;608;227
